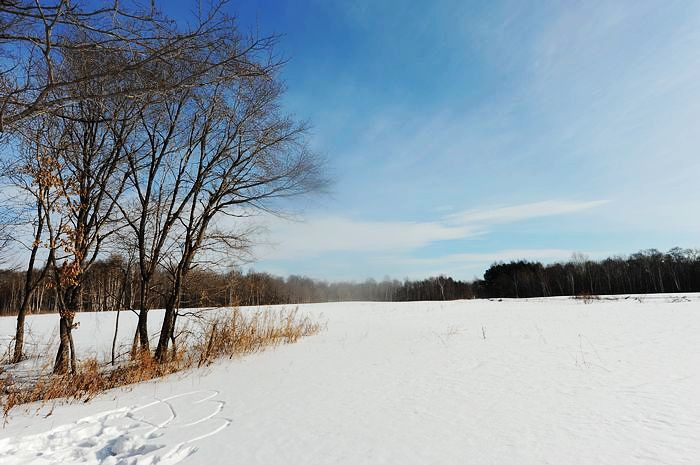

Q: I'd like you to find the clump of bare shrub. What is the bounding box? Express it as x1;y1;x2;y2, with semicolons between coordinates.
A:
1;352;175;418
573;292;600;304
194;307;321;367
1;307;321;417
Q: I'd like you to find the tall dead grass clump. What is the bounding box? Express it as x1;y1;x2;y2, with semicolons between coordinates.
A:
194;307;321;367
1;307;321;416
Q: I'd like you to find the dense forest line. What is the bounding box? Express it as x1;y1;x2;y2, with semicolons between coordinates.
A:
1;247;698;316
477;248;700;298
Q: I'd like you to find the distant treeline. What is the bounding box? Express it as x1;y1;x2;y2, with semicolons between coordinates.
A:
1;247;698;315
476;248;700;298
0;256;474;315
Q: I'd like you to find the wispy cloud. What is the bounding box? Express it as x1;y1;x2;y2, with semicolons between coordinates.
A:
445;200;608;225
253;199;607;261
253;216;476;260
387;248;588;267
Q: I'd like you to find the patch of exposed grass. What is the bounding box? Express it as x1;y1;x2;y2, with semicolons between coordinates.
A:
573;292;600;304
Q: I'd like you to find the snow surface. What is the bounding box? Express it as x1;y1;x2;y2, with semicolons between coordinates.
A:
1;294;699;464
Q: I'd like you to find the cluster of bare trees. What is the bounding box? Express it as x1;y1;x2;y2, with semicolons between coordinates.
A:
0;261;475;313
477;248;700;298
0;1;324;372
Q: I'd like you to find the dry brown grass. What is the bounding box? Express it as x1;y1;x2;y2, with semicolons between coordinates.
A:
573;292;601;304
1;352;178;419
1;306;321;417
194;307;321;366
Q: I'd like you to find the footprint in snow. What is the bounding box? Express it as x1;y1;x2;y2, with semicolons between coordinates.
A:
0;390;231;465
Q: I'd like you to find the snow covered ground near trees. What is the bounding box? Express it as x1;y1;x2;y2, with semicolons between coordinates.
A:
1;294;699;464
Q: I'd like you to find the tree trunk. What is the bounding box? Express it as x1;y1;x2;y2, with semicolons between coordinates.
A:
138;281;150;350
53;314;75;374
54;284;79;374
137;308;149;351
154;297;176;362
131;281;150;357
156;258;187;363
169;310;178;360
12;299;30;363
155;271;183;362
13;212;45;363
112;307;121;366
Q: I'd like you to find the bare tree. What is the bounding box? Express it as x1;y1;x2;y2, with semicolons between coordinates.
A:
152;66;327;362
114;13;290;356
1;120;60;362
38;50;139;373
116;92;196;355
110;244;136;366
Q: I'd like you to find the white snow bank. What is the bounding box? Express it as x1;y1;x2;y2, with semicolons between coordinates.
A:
1;294;700;464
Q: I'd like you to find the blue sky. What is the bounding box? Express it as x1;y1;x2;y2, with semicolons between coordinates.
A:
198;1;700;280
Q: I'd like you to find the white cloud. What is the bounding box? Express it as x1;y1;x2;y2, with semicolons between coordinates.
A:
252;216;478;260
445;200;608;225
253;199;607;261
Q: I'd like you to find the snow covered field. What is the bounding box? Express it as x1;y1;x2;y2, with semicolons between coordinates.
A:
1;294;699;464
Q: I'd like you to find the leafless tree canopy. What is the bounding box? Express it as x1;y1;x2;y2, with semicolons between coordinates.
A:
0;0;279;132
